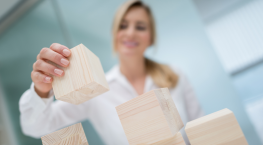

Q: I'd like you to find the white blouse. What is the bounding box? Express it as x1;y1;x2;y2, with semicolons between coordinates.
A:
19;65;203;145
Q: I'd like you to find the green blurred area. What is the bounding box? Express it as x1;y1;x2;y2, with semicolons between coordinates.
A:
0;0;107;144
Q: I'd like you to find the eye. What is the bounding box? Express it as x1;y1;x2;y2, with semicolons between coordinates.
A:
120;23;127;30
136;25;146;31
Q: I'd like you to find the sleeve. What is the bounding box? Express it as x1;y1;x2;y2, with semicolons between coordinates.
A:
181;73;204;121
19;82;92;138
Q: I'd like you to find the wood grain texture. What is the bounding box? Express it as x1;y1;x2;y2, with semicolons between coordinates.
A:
115;88;184;145
185;108;248;145
139;132;186;145
41;123;88;145
52;44;109;105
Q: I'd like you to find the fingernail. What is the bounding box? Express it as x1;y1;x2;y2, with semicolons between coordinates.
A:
45;77;51;82
63;49;71;56
61;58;69;66
54;69;63;75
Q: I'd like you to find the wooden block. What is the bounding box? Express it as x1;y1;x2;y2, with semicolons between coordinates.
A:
52;44;109;105
139;132;186;145
185;108;248;145
116;88;184;145
41;123;88;145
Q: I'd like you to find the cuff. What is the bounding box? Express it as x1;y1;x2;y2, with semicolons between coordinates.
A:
28;82;53;122
42;89;54;105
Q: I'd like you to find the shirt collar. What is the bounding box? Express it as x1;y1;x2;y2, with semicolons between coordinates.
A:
105;64;120;83
106;65;155;95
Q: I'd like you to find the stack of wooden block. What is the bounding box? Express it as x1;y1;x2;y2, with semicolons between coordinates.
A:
185;108;248;145
115;88;248;145
41;44;248;145
116;88;186;145
41;123;89;145
42;44;108;144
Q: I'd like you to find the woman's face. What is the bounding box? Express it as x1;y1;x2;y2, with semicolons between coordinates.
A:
116;6;152;59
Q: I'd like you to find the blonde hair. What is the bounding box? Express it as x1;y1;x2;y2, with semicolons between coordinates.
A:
112;0;178;88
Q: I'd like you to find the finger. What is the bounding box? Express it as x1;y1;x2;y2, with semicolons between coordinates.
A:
37;54;40;60
33;59;64;77
31;71;53;83
39;47;69;67
50;43;71;57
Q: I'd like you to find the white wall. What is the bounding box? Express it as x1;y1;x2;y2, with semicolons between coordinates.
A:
206;0;263;74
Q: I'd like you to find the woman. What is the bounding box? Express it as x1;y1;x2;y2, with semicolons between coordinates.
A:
19;0;203;144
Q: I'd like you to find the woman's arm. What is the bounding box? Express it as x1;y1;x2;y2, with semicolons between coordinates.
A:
19;82;91;138
19;43;91;137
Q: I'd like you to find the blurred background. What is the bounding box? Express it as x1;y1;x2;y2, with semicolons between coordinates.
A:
0;0;262;144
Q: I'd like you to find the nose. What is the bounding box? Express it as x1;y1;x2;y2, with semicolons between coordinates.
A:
125;25;136;38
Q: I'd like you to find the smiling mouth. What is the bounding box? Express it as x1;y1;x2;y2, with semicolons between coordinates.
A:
123;41;139;48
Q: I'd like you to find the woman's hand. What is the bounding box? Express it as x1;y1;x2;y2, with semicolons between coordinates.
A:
31;43;71;98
